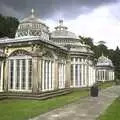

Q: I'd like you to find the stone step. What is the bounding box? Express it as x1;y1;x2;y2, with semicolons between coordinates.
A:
0;96;7;100
0;88;72;100
0;88;70;95
7;90;71;100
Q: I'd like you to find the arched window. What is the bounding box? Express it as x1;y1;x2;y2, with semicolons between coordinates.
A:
8;50;32;91
41;50;55;91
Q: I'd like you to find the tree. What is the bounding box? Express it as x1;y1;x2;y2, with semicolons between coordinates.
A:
93;44;108;59
79;36;94;49
110;46;120;81
0;14;19;38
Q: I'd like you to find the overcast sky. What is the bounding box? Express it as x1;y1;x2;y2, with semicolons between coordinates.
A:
0;0;120;49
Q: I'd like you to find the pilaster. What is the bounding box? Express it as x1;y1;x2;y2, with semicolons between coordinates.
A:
65;59;71;88
54;59;59;90
3;59;8;92
32;56;41;93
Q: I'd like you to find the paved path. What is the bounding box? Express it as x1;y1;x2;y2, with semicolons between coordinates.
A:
30;86;120;120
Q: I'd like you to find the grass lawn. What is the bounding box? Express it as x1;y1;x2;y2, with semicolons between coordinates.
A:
98;81;115;89
0;88;89;120
98;97;120;120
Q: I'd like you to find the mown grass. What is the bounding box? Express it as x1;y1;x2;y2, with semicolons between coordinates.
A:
0;88;89;120
0;81;115;120
98;81;115;89
98;97;120;120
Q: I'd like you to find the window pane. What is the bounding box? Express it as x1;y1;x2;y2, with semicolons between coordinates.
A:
10;60;14;89
22;59;26;89
16;60;20;89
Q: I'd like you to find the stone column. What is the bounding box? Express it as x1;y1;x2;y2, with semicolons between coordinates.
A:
113;71;115;80
52;62;55;90
81;59;84;87
84;64;87;87
45;61;48;90
78;64;80;87
20;60;22;90
73;64;75;87
42;60;45;91
32;56;40;93
49;61;52;90
63;64;65;88
65;59;71;88
26;59;29;90
13;60;16;90
0;62;4;91
109;71;111;81
3;59;9;92
54;59;59;90
86;62;89;87
38;58;42;91
113;72;114;80
103;70;105;81
98;70;100;81
88;66;91;86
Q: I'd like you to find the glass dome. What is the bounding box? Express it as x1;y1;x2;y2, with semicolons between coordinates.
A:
96;54;113;67
15;9;49;40
51;20;78;39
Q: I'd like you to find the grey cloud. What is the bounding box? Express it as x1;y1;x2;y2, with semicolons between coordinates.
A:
0;0;119;20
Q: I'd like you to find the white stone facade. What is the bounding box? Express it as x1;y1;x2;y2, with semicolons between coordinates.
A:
96;55;114;82
0;9;102;93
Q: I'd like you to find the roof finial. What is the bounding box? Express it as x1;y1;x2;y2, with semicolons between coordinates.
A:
59;20;63;26
31;8;35;17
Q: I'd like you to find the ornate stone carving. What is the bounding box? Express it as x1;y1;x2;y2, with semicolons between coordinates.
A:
9;50;32;57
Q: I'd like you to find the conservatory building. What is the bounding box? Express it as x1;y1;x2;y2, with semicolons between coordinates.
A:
96;54;114;82
0;9;96;93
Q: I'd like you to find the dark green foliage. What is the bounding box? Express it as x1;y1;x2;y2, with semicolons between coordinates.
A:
79;36;94;49
0;14;19;38
79;36;120;83
110;47;120;82
93;44;108;59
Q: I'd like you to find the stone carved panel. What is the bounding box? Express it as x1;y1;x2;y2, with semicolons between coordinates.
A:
9;50;32;57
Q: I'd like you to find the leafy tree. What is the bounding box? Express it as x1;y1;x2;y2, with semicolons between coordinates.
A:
110;46;120;81
94;44;108;59
79;36;94;49
0;14;19;38
79;36;120;82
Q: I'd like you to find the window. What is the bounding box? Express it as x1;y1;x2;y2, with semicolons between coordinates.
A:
58;63;65;88
79;65;82;85
22;59;26;89
83;65;85;85
43;60;53;91
10;60;14;89
71;58;73;62
75;58;78;62
16;60;20;89
75;65;78;86
44;60;47;89
9;56;32;91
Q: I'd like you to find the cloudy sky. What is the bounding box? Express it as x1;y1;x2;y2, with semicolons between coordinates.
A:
0;0;120;49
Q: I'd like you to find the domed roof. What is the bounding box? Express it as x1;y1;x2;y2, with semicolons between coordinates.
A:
51;20;78;39
20;9;44;25
15;9;49;40
96;54;113;67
